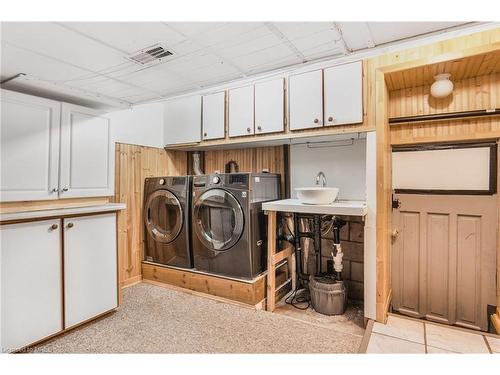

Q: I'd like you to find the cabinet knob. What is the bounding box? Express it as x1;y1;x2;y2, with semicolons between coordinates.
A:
203;132;207;137
50;223;58;230
51;188;58;193
67;222;74;228
328;116;334;122
62;187;69;192
257;126;262;131
247;127;251;132
313;118;319;124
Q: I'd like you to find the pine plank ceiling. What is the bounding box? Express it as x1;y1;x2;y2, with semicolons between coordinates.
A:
0;22;473;108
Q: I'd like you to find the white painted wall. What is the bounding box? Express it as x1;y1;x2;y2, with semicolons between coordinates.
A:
109;102;164;148
290;137;367;200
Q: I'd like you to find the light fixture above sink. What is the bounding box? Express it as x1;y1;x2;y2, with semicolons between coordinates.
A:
295;187;340;205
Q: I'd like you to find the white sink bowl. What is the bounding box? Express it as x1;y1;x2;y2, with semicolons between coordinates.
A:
295;187;340;205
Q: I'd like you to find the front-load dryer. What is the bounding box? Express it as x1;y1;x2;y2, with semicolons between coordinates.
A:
191;173;280;279
143;176;193;268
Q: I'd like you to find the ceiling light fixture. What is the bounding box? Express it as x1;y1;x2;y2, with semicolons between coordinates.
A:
430;73;454;98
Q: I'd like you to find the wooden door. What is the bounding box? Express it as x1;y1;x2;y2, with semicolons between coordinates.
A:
0;90;61;202
63;213;118;328
392;194;497;331
163;95;201;145
228;85;254;137
288;70;323;130
0;219;63;351
59;103;114;198
202;92;225;140
324;61;363;126
255;78;284;134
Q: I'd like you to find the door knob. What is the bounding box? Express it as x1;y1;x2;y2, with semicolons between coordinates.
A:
391;229;399;239
67;222;74;228
50;223;58;230
313;118;319;124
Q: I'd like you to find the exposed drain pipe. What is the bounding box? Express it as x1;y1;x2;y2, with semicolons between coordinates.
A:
192;151;204;175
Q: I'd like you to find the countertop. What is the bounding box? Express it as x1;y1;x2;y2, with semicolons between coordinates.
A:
262;199;367;216
0;203;127;222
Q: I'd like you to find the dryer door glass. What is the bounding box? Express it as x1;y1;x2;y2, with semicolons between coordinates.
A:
145;190;183;243
194;188;244;251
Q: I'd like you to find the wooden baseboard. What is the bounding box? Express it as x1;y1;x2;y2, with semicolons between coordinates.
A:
492;308;500;334
142;262;266;306
120;275;142;289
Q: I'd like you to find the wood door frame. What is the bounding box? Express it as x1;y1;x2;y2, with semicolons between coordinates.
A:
370;29;500;324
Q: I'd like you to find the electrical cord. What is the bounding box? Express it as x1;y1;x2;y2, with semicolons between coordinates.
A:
285;286;310;310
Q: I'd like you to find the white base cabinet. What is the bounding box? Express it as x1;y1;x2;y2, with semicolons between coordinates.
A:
0;213;118;352
0;219;63;352
63;213;118;328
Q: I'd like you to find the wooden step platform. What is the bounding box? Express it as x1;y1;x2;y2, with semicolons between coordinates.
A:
142;262;291;307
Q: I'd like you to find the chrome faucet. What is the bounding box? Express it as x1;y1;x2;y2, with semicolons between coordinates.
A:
315;171;327;187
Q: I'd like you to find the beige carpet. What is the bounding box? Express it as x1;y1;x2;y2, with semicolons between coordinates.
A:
34;283;363;353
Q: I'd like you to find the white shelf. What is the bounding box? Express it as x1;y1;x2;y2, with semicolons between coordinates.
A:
262;199;367;216
0;203;126;222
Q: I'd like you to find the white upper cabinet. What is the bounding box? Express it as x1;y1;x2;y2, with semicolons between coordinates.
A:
163;95;201;145
324;61;363;126
0;90;61;202
288;70;323;130
255;78;284;134
202;92;226;140
59;103;114;198
228;85;254;138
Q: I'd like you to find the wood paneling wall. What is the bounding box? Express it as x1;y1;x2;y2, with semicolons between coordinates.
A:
204;146;286;195
389;73;500;145
113;143;187;288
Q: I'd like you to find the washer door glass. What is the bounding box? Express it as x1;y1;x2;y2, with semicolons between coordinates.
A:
194;188;244;251
145;190;183;243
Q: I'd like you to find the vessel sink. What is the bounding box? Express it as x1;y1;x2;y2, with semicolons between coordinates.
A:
295;187;340;205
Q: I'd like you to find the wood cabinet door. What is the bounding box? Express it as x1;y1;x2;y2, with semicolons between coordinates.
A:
288;70;323;130
0;219;63;351
202;92;226;140
59;103;114;198
163;95;201;145
63;213;118;329
0;90;61;202
392;194;497;331
228;85;254;137
324;61;363;126
255;78;284;135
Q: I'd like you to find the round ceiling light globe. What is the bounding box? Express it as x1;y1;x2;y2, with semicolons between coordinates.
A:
430;73;454;98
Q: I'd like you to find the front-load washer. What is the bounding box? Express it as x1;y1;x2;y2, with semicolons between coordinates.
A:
191;173;280;279
143;176;193;268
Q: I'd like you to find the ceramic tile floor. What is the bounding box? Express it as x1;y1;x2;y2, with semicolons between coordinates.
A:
365;314;500;354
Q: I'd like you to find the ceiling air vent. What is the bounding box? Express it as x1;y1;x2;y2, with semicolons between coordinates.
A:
126;44;173;66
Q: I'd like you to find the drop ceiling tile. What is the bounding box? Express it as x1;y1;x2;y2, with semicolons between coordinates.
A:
291;28;342;51
271;22;335;41
166;51;224;73
1;22;126;72
231;43;298;71
59;22;187;54
366;22;467;45
168;22;227;37
211;33;284;62
188;63;242;85
336;22;374;51
0;42;91;82
190;22;264;47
